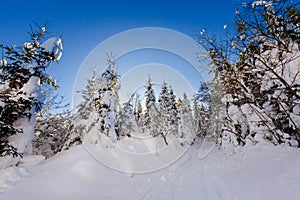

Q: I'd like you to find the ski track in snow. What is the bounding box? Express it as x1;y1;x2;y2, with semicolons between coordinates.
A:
1;143;300;200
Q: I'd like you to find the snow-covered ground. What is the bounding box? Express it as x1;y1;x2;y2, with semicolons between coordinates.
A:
1;143;300;200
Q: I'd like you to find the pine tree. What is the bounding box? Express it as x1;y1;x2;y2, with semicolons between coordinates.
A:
0;22;62;159
192;97;202;137
168;86;178;133
142;78;169;143
64;68;100;148
177;93;195;145
157;83;178;143
117;94;137;138
134;100;143;126
158;81;170;138
193;81;212;138
94;57;120;142
142;78;156;132
196;81;211;107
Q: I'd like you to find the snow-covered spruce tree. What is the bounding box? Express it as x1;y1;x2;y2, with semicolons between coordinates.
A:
117;93;137;138
198;0;300;147
32;84;71;158
134;99;143;127
0;23;62;160
193;81;212;138
64;68;100;148
168;86;179;133
157;82;170;139
192;97;202;137
142;78;168;144
177;93;195;145
94;57;120;142
196;81;211;107
157;82;178;142
142;78;156;130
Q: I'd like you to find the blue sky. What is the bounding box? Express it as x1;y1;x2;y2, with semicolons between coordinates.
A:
0;0;237;107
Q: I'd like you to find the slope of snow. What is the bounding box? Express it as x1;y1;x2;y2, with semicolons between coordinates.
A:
1;143;300;200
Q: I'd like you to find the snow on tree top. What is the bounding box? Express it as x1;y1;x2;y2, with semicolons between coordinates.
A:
251;1;272;8
40;37;63;61
0;59;7;66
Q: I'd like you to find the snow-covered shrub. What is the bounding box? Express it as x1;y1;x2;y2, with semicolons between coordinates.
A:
32;85;71;158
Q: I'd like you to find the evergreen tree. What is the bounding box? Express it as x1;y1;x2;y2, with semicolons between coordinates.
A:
117;94;137;138
144;78;156;124
196;81;211;107
193;81;212;138
177;94;195;145
0;22;62;158
158;81;170;138
168;86;179;133
192;96;202;137
64;68;100;147
142;78;156;132
94;57;120;142
157;83;178;142
142;78;169;143
134;100;143;127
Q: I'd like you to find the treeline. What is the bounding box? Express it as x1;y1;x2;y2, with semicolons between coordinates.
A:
1;0;299;167
59;59;211;151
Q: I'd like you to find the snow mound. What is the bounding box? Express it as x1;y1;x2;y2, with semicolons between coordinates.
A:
0;155;44;193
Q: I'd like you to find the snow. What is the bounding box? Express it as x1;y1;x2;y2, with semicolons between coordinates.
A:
1;143;300;200
251;1;272;8
0;59;7;66
40;37;63;61
23;42;34;49
0;155;44;192
8;76;42;155
20;76;43;100
0;100;5;107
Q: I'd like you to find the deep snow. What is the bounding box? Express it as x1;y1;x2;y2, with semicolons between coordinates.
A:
1;143;300;200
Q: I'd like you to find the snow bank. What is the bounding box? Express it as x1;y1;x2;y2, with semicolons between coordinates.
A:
0;155;44;192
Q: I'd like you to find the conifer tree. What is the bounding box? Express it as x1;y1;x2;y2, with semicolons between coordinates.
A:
177;94;195;145
168;86;178;133
134;100;143;126
64;68;100;148
94;57;120;142
117;94;137;137
158;81;170;137
192;97;202;137
0;22;62;158
142;78;157;132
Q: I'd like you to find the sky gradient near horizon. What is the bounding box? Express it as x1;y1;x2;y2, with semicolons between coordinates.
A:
0;0;237;107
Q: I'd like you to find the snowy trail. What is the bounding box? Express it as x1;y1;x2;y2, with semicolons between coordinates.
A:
1;144;300;200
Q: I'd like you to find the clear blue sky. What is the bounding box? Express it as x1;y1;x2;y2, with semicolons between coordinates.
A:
0;0;237;107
